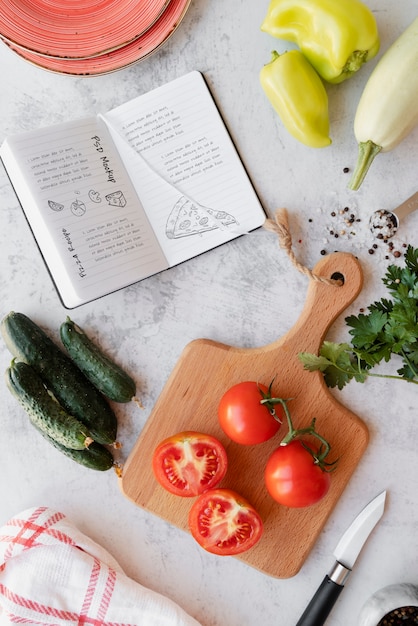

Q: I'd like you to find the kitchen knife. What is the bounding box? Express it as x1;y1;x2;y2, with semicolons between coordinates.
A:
295;490;387;626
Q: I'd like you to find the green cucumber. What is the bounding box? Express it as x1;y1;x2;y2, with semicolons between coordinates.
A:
35;426;115;471
1;312;118;444
60;317;136;403
6;360;93;450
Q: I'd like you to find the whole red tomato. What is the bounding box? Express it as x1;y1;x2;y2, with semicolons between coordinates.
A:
218;381;283;445
264;440;331;508
152;431;228;497
188;488;263;555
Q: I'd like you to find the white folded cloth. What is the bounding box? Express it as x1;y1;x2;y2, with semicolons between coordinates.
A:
0;506;202;626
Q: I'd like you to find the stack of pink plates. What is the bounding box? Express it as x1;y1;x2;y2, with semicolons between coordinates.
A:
0;0;192;75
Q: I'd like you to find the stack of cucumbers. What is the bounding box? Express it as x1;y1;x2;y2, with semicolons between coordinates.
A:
2;311;137;472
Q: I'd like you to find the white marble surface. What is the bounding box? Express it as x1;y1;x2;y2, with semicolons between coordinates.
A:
1;2;418;625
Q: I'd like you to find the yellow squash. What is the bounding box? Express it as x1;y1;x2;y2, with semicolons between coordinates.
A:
349;17;418;190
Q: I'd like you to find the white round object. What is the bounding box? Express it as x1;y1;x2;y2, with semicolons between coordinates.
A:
358;583;418;625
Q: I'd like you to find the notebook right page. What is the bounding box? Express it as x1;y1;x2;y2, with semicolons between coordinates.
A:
102;71;266;267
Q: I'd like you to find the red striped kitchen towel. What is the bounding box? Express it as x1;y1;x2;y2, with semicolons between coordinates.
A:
0;506;202;625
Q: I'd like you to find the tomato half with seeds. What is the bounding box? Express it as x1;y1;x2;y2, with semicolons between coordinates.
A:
264;440;331;508
218;381;284;445
152;431;228;497
188;488;263;555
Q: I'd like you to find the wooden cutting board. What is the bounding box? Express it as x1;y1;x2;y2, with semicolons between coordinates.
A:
120;251;369;578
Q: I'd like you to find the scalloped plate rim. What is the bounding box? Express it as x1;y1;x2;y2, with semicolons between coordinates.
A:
1;0;192;75
0;0;171;59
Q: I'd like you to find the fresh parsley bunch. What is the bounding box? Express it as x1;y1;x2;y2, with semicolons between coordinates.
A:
299;245;418;389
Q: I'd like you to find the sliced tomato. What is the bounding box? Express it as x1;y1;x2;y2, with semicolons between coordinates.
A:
152;431;228;497
188;488;263;555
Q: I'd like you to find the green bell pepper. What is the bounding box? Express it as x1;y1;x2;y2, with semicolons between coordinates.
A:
261;0;380;84
260;49;331;148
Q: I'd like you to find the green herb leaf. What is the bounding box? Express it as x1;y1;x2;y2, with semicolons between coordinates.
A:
299;342;366;389
346;310;387;349
298;245;418;389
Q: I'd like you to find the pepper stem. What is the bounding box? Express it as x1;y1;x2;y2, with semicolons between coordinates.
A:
348;140;382;191
342;50;369;77
269;50;280;63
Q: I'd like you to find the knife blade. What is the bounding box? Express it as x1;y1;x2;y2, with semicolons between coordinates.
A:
295;490;387;626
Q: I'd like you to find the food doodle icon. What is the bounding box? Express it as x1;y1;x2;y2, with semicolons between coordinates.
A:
70;199;86;217
105;191;126;207
48;200;64;211
88;189;102;203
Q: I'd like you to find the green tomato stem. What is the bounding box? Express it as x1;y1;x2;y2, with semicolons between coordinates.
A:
348;140;382;191
265;397;333;463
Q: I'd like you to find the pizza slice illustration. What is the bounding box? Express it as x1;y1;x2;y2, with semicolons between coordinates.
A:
166;196;237;239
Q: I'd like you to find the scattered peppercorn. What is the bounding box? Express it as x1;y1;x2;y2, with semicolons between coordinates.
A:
314;200;408;266
343;167;350;173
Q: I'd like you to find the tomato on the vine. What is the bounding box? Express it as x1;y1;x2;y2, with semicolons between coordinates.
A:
218;381;284;445
152;431;228;497
264;440;331;508
188;488;263;555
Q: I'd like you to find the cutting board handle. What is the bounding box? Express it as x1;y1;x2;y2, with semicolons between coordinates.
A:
277;251;363;354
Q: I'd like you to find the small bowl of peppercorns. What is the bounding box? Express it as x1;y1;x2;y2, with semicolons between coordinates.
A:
358;583;418;625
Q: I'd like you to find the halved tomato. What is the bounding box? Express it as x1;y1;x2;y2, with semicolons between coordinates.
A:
152;431;228;497
188;488;263;555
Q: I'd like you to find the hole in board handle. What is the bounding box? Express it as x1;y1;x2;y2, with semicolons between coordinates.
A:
331;272;345;285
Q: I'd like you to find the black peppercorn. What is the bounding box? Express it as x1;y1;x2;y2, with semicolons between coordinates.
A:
377;605;418;624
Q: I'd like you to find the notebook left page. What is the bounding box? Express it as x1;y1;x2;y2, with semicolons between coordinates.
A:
1;117;168;308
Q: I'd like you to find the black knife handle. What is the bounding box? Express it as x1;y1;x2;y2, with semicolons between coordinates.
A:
295;574;345;626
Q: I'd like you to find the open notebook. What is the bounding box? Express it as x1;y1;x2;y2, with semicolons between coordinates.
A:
1;71;266;308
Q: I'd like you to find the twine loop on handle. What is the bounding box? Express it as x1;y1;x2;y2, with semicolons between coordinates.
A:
264;208;342;287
